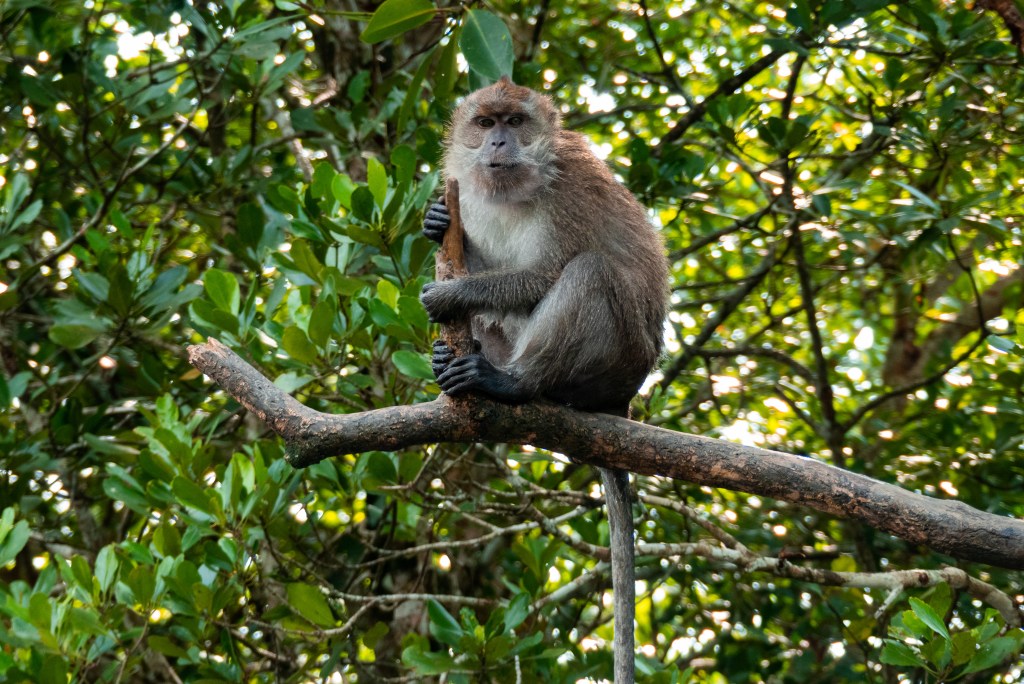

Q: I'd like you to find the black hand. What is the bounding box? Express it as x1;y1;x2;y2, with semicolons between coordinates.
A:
422;198;450;243
420;281;455;323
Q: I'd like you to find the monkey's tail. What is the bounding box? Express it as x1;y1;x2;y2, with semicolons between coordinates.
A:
600;466;635;684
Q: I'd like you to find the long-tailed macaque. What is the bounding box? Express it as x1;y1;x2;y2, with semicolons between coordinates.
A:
421;77;668;683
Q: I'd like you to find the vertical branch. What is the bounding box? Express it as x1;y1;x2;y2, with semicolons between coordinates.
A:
437;179;474;357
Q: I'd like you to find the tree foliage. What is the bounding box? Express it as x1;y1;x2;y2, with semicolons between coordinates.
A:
0;0;1022;682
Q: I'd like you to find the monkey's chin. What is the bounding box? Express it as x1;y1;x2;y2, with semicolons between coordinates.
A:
472;164;546;203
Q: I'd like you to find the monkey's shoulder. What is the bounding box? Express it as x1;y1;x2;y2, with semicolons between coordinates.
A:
547;132;650;231
552;131;610;173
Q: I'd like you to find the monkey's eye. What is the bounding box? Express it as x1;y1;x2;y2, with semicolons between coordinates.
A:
507;115;524;126
477;118;496;128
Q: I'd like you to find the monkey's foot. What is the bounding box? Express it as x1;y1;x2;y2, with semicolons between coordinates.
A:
436;353;529;403
422;198;449;243
431;339;456;378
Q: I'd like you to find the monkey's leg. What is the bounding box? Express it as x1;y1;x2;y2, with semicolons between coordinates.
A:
602;467;636;684
508;252;638;408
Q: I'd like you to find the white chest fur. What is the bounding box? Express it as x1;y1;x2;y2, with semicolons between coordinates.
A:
458;193;550;271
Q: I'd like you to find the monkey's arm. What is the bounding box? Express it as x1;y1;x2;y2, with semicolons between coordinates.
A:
420;269;558;323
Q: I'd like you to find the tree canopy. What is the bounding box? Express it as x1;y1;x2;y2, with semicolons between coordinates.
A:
1;0;1023;682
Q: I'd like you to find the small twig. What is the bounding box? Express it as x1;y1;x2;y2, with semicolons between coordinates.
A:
637;541;1022;627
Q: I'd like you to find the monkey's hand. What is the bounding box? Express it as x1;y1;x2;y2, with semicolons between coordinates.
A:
419;281;462;323
422;198;449;243
436;353;527;402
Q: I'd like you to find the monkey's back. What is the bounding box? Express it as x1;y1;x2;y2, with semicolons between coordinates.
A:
546;131;669;371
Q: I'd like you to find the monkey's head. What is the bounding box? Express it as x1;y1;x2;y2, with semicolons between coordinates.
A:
445;76;560;202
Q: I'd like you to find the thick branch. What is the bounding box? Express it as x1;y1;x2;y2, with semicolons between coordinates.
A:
188;338;1024;569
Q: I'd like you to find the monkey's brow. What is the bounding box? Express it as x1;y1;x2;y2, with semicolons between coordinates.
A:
473;104;530;118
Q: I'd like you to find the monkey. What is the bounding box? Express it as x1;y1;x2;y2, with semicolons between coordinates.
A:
420;76;668;683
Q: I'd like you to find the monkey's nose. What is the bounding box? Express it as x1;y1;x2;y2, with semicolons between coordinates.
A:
491;140;505;148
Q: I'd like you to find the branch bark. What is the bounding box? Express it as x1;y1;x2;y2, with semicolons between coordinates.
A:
187;337;1024;570
436;178;474;356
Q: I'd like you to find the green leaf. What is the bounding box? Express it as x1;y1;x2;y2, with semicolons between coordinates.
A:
921;633;951;670
397;295;429;332
310;163;336;199
308;297;337;348
402;644;457;674
38;655;68;684
964;636;1021;673
392;350;433;380
951;631;978;666
460;10;514;82
107;265;134;316
67;606;106;636
148;635;189;659
347;71;371;102
153;521;182;557
126;565;156;606
880;640;923;667
290;239;323;283
282;326;319;364
910;597;950;641
427;600;464;646
204;268;241;315
94;545;119;592
332;173;356;209
510;630;544;655
48;321;107;350
367;157;388;208
365;452;398;484
287;583;336;627
504;592;531;631
927;583;952;620
171;476;215;516
351;186;377;223
390;144;417;187
987;335;1019;355
485;633;514;661
189;299;240;335
891;180;940;212
786;0;813;31
376;279;400;309
0;516;30;566
360;0;436;44
70;554;94;594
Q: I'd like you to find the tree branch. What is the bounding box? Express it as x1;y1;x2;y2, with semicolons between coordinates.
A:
637;540;1022;627
187;338;1024;570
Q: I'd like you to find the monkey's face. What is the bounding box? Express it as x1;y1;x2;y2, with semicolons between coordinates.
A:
445;79;559;202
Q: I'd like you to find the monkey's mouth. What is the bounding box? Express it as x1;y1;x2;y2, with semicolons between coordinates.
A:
487;162;519;170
